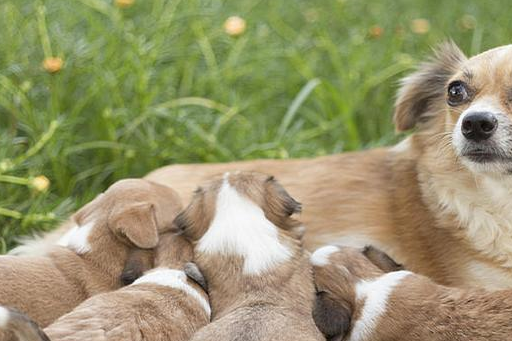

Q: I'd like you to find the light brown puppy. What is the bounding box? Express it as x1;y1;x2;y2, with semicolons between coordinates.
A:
0;233;210;341
311;245;512;341
175;171;324;341
17;43;512;289
0;179;182;333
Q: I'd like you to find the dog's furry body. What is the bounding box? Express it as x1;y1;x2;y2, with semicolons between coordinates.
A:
14;43;512;289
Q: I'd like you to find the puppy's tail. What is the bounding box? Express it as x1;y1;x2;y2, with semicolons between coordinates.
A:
0;306;50;341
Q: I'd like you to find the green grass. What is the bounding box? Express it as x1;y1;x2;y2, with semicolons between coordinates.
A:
0;0;510;252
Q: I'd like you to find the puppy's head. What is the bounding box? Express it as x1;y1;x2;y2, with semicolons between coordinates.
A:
395;42;512;174
153;232;195;269
173;171;302;241
311;245;403;341
67;179;183;284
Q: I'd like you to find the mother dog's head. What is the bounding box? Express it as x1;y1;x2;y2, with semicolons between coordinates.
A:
395;42;512;175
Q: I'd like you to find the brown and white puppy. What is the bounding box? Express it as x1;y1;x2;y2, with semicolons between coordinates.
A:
18;43;512;290
175;171;324;341
0;179;182;332
0;233;210;341
311;245;512;341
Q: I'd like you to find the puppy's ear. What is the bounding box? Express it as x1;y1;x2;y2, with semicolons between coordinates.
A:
394;41;466;131
120;249;154;285
109;202;159;249
173;210;191;233
313;292;352;341
266;176;302;217
362;245;404;273
184;262;208;292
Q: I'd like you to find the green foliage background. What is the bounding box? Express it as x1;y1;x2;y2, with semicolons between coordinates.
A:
0;0;508;251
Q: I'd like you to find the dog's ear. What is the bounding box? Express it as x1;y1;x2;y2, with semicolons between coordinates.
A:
109;202;159;249
266;176;302;217
362;245;404;273
120;249;154;285
313;292;352;341
184;262;208;292
394;41;466;131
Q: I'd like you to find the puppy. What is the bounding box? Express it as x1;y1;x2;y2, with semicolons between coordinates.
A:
175;171;324;341
0;179;182;331
311;245;512;341
0;233;210;341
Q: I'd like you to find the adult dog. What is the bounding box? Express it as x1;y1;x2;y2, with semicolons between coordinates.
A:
17;42;512;289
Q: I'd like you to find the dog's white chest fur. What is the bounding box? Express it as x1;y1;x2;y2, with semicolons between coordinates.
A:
431;174;512;267
197;178;292;275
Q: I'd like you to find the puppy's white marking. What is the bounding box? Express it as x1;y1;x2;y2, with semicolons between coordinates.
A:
310;245;339;266
348;270;411;341
58;222;94;254
0;306;9;328
57;225;78;247
133;268;211;317
197;178;292;275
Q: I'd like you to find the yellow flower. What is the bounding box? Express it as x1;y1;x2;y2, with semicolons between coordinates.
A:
410;18;430;34
368;25;384;39
115;0;134;8
42;57;63;73
32;175;50;192
224;16;246;37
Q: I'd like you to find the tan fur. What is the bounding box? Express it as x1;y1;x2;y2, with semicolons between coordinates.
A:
43;233;208;341
176;172;324;341
0;179;182;338
312;246;512;341
0;233;209;341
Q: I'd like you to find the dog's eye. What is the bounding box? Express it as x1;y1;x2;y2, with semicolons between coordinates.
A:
447;81;469;106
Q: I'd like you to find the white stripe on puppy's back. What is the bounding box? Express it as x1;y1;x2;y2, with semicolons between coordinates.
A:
133;268;211;317
0;306;9;328
197;175;292;275
348;271;411;341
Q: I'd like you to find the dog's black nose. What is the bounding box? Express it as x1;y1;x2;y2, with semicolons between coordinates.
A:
461;112;498;142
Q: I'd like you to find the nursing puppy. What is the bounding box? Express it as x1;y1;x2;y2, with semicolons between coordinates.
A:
311;245;512;341
0;179;182;331
0;233;210;341
175;171;324;341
